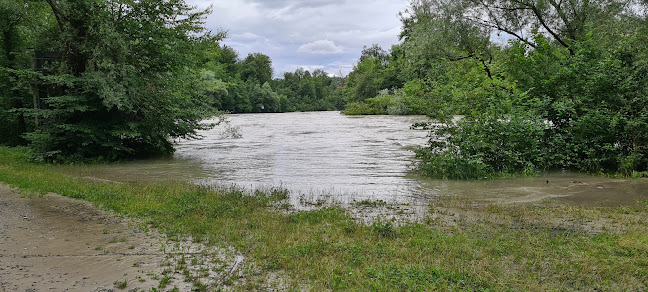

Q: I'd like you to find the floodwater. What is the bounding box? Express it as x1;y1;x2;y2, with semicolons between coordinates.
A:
177;111;433;205
75;111;648;207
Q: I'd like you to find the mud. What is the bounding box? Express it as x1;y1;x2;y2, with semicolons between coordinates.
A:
0;184;243;291
422;173;648;207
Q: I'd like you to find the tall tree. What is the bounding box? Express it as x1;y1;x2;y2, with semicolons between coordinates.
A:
403;0;634;55
23;0;223;162
0;0;51;146
239;53;273;85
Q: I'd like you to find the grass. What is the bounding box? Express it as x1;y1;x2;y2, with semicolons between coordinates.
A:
113;279;128;289
1;146;647;290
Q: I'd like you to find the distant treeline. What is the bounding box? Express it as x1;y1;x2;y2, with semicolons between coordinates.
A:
200;48;344;114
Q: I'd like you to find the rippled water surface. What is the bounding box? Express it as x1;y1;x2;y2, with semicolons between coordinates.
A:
76;111;648;206
175;111;432;204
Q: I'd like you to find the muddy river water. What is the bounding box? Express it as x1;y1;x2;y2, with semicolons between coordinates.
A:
76;111;648;207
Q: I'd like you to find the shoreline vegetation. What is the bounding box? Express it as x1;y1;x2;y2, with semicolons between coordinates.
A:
2;0;646;179
0;0;648;179
344;0;648;179
1;146;647;290
1;0;647;289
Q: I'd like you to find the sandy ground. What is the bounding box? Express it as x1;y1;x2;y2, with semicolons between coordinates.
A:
0;184;244;292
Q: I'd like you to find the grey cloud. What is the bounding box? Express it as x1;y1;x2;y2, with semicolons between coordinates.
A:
191;0;408;76
297;40;344;54
232;32;261;40
244;0;346;9
286;64;325;72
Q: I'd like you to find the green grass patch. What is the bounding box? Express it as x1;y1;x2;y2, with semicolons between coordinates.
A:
1;146;647;290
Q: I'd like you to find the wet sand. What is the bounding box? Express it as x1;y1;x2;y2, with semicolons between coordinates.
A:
0;184;244;291
0;184;169;291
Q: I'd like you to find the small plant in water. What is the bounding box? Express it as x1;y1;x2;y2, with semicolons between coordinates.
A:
355;199;387;207
372;217;395;238
218;120;243;139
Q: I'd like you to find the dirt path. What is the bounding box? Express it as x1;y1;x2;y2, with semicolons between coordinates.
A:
0;184;171;291
0;184;243;291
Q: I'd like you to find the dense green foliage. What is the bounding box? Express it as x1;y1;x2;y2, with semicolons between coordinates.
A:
200;48;345;114
0;0;49;147
1;146;647;290
272;68;345;112
0;0;222;162
0;0;345;162
343;0;648;178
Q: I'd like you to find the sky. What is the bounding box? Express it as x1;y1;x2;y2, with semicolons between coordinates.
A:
188;0;410;77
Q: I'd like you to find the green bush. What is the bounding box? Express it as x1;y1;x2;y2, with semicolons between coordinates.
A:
417;113;546;179
418;33;648;178
343;88;417;115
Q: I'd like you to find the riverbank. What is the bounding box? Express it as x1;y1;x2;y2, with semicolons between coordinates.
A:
1;146;647;290
0;184;166;291
0;183;253;291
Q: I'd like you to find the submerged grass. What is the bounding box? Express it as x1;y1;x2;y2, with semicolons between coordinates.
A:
1;146;647;290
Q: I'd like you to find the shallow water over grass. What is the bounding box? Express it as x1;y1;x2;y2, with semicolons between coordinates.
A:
422;172;648;207
2;146;648;290
69;111;648;207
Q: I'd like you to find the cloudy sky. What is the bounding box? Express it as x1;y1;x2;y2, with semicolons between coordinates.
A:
188;0;409;77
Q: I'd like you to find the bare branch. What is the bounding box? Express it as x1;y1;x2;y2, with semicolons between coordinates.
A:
44;0;65;32
529;5;574;54
445;53;476;61
468;16;537;47
547;0;578;40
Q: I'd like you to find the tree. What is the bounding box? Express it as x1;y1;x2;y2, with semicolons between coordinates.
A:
344;45;391;103
407;0;648;177
199;69;228;109
271;67;342;112
20;0;223;162
405;0;635;55
239;53;273;84
0;0;53;146
400;0;503;81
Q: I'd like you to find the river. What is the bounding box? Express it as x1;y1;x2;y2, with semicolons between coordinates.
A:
73;111;648;207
